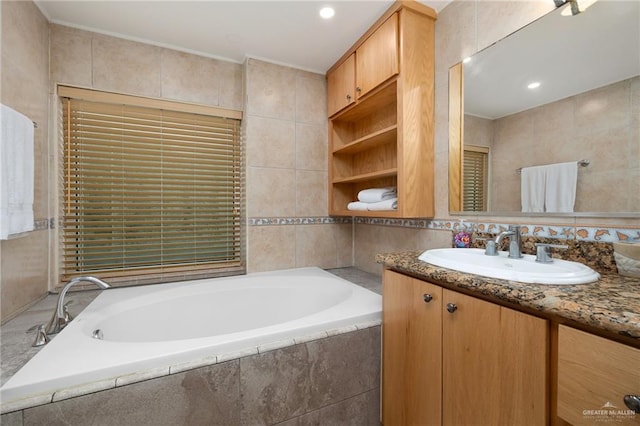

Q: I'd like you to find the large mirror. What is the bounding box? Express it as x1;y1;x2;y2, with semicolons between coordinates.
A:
449;0;639;216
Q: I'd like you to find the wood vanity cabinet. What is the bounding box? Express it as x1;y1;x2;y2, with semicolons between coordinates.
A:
382;269;549;425
557;325;640;425
326;2;436;218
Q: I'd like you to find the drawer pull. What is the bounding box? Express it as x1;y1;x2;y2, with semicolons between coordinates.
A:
446;303;457;313
423;294;433;303
624;395;640;413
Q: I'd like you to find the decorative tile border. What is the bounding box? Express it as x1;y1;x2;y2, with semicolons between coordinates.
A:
353;217;640;243
248;216;352;226
37;215;640;243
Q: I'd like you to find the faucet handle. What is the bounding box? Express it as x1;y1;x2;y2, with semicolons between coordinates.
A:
63;302;74;323
535;243;568;263
32;324;50;347
484;240;498;256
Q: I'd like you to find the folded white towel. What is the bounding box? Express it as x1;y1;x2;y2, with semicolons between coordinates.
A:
347;198;398;211
521;166;545;213
347;201;369;211
1;104;34;240
545;161;577;213
365;198;398;211
358;187;396;203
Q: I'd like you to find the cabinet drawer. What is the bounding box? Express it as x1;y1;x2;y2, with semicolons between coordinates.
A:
558;325;640;425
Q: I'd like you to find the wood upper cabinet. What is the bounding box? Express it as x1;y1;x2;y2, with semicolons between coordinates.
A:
327;53;355;117
327;2;436;218
382;269;549;426
557;325;640;425
356;13;399;99
327;14;398;117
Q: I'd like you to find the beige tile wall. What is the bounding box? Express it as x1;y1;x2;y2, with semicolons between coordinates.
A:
4;0;637;317
1;1;51;322
4;14;341;318
51;26;348;278
244;59;351;272
489;77;639;212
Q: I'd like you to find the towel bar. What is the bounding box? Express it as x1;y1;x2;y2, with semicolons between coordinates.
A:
516;159;589;174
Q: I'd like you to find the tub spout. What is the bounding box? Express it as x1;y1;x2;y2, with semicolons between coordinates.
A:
45;276;110;335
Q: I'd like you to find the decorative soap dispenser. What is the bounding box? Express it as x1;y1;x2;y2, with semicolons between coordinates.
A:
453;220;471;248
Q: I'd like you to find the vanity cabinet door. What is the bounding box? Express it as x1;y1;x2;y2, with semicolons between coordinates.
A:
356;13;399;99
327;53;355;117
557;325;640;425
382;269;442;426
382;270;548;426
442;290;548;426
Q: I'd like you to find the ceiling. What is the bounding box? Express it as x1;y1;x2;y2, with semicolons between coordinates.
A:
464;0;640;119
35;0;451;74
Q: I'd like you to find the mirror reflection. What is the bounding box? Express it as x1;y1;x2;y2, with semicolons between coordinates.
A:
450;0;639;214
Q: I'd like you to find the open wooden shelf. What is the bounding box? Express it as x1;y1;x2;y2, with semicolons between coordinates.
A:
333;125;397;155
332;168;397;184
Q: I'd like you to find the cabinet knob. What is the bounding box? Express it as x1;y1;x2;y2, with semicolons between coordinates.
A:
346;94;351;101
624;395;640;413
423;294;433;303
446;303;457;313
356;86;362;93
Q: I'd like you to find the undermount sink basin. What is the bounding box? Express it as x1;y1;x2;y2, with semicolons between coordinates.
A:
418;248;600;285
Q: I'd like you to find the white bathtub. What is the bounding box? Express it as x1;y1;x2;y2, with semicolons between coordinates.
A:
0;267;381;410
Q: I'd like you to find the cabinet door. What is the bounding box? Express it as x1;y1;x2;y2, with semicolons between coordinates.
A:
558;325;640;425
442;290;548;426
356;13;399;99
382;270;442;426
327;53;355;117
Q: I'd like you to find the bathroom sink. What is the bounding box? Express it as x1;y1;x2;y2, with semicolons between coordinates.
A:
418;248;600;285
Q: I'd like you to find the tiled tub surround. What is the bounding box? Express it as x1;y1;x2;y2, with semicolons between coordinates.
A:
0;268;382;425
376;251;640;343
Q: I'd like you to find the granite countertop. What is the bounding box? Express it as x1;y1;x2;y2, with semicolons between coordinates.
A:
376;251;640;345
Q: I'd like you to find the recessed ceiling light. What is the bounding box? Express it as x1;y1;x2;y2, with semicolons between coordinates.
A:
320;7;335;19
528;82;541;89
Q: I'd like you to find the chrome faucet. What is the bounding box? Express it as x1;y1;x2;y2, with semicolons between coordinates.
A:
44;276;110;335
494;225;523;259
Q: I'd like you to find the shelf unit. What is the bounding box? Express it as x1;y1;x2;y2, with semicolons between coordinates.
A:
327;2;436;218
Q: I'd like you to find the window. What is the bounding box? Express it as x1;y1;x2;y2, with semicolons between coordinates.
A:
60;87;244;285
463;145;489;212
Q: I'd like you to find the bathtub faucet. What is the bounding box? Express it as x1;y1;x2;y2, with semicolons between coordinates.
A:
45;276;110;335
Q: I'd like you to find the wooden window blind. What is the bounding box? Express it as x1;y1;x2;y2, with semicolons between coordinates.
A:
463;145;489;212
61;93;244;284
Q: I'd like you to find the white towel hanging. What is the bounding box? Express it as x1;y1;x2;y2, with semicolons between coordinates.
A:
1;104;35;239
521;166;546;213
545;161;578;213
